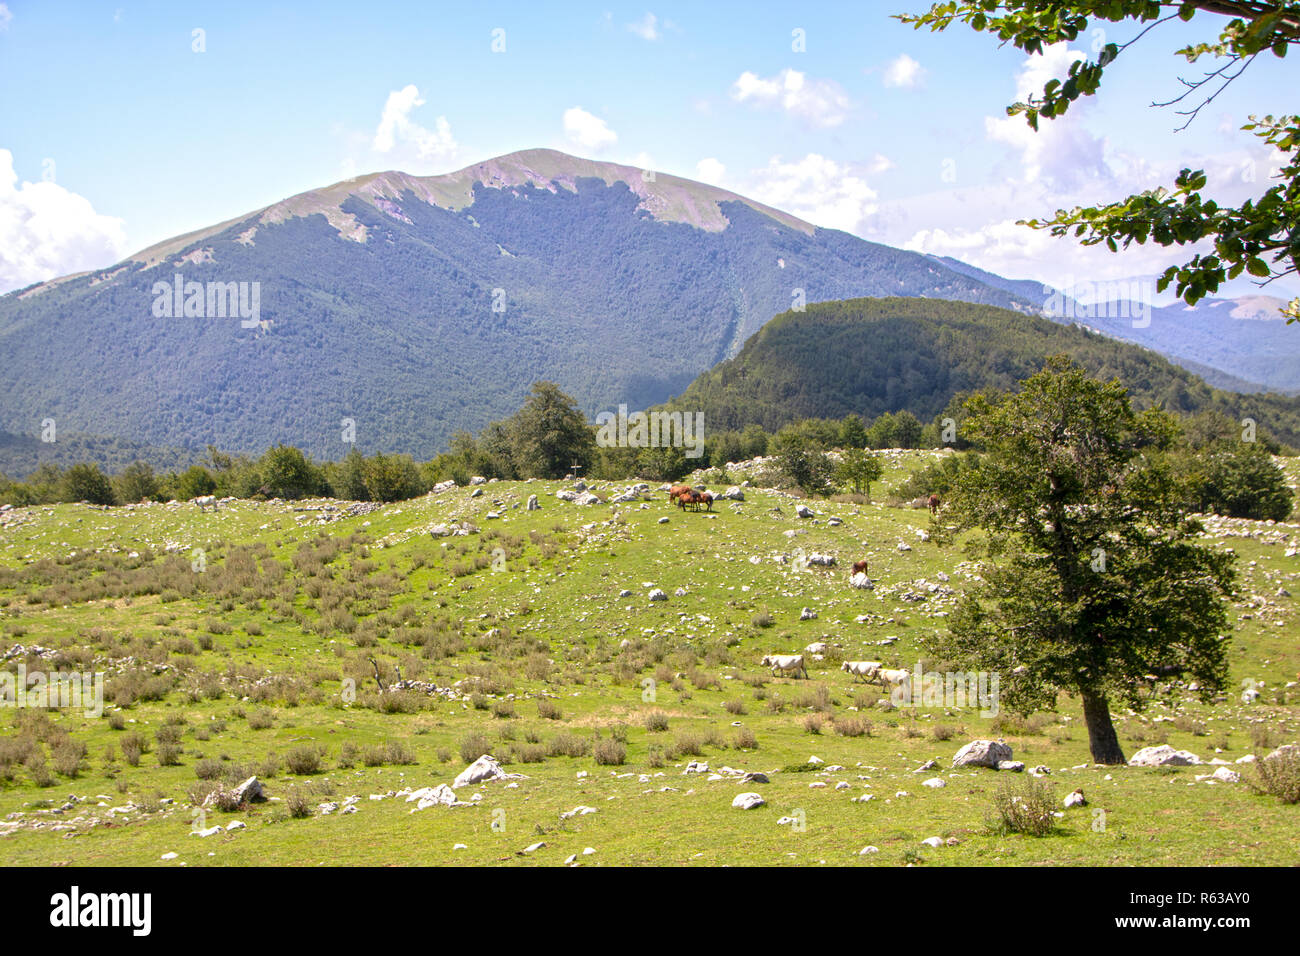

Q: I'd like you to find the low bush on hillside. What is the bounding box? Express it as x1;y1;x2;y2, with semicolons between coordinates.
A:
987;779;1057;837
1253;747;1300;804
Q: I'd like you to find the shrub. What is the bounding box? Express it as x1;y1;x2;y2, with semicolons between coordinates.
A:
247;709;274;730
593;738;627;766
51;739;87;777
512;743;546;763
802;713;825;734
547;733;589;758
156;743;183;766
119;732;147;766
536;698;562;720
931;724;957;742
735;727;758;749
285;746;323;775
669;732;704;758
195;758;224;780
490;700;515;720
643;711;670;732
1252;746;1300;804
459;731;492;764
987;779;1057;837
286;789;312;818
835;715;871;738
723;699;746;716
338;741;360;768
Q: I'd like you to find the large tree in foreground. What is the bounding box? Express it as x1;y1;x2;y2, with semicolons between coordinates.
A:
900;2;1300;322
931;357;1236;763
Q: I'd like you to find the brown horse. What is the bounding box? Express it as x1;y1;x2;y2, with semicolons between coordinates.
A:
927;493;941;515
851;559;869;576
698;491;714;511
679;490;706;512
668;484;691;502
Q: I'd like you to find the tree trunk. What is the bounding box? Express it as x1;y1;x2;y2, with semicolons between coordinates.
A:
1081;691;1126;764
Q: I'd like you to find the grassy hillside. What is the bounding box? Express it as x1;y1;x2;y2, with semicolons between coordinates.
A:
662;297;1300;447
0;452;1295;866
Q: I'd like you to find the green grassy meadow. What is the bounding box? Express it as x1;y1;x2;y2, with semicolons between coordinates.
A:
0;451;1296;866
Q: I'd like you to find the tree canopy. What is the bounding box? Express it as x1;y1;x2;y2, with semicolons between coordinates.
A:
930;356;1237;763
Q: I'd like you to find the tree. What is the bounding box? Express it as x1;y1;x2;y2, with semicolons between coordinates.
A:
507;382;597;479
1192;440;1294;518
930;357;1236;764
115;460;159;503
333;448;370;501
836;446;885;496
839;413;869;449
363;453;421;502
61;463;115;505
772;429;836;496
176;465;216;499
893;410;924;448
259;445;319;499
901;2;1300;322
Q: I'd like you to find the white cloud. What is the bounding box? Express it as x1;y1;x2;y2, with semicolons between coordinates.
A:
868;153;894;175
745;154;878;233
0;149;129;293
563;107;618;152
884;139;1280;292
730;69;851;128
984;43;1109;189
627;12;659;41
882;54;926;89
0;5;11;31
372;85;457;162
695;158;726;186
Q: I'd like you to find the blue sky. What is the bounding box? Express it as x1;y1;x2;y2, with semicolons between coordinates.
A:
1;0;1295;298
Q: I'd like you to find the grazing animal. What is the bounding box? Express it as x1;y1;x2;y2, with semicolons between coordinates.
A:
761;653;809;679
851;559;869;576
698;491;714;511
841;660;883;682
875;667;911;691
668;484;692;502
678;489;707;512
194;495;217;512
927;493;941;515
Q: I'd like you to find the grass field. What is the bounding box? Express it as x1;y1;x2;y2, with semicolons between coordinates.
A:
0;451;1296;866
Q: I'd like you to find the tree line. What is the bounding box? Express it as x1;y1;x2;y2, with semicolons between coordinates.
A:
0;374;1292;522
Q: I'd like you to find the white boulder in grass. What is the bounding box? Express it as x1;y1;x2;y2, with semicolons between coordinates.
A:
849;572;873;589
1128;745;1200;767
453;754;513;788
732;792;766;810
952;740;1013;769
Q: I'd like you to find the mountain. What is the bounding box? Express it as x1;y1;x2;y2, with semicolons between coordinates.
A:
661;297;1300;448
0;149;1036;467
932;255;1299;394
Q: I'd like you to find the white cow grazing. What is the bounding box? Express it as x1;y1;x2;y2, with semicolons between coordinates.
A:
841;660;883;682
875;667;911;690
761;654;808;679
194;495;218;512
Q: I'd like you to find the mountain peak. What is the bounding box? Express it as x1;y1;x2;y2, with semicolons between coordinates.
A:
129;148;814;266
